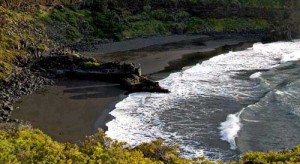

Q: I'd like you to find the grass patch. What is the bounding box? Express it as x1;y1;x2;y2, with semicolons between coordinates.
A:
0;7;49;80
186;18;271;33
123;20;171;38
0;61;12;79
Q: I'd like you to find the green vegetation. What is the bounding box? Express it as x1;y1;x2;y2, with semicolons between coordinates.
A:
0;61;11;79
190;0;288;9
186;18;270;33
0;6;50;78
0;0;294;12
122;9;271;38
0;124;299;163
2;0;284;80
0;124;202;163
242;147;300;163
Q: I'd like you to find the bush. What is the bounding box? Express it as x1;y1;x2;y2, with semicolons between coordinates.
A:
186;17;271;33
0;125;191;163
65;26;82;42
92;10;125;41
241;146;300;163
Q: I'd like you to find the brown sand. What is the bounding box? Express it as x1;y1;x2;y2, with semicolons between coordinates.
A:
12;35;257;143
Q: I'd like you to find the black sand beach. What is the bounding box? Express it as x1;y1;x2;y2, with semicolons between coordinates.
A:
12;35;257;142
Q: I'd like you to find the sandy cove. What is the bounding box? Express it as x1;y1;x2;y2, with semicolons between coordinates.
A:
12;35;258;142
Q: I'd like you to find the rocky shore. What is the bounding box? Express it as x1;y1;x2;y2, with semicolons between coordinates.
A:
0;47;169;123
32;48;169;93
0;68;53;123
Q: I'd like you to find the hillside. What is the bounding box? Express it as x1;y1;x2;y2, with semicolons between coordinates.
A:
0;0;298;80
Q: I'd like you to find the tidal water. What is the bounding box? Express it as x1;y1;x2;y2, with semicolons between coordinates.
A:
106;40;300;161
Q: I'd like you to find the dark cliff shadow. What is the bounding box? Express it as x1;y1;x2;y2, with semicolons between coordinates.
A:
68;91;122;100
59;81;124;100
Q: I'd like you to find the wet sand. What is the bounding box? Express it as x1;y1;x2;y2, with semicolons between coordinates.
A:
12;80;124;143
12;35;258;143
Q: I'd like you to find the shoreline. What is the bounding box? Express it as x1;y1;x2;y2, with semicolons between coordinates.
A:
10;34;261;142
101;38;258;134
90;37;259;75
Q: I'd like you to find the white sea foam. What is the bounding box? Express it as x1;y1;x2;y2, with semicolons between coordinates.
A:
243;119;261;123
219;113;241;150
106;40;300;159
281;50;300;63
220;40;300;149
250;72;262;79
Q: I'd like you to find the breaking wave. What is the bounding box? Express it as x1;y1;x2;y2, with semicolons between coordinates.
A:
106;40;300;160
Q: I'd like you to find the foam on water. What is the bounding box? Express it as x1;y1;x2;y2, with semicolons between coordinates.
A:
219;113;241;150
281;50;300;63
250;72;262;79
106;40;300;159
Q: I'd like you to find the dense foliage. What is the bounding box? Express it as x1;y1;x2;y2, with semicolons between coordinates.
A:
0;0;296;12
41;7;271;41
0;124;204;163
0;124;300;163
241;147;300;163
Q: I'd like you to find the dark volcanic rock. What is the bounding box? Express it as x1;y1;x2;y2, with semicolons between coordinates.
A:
0;68;53;123
0;48;169;124
32;52;169;94
122;76;170;94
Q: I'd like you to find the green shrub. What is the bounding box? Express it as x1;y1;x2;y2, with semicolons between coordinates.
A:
92;10;125;41
241;146;300;163
186;18;271;33
0;126;169;163
65;26;82;42
123;20;170;38
0;123;300;163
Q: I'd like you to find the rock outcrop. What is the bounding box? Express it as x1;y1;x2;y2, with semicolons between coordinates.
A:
0;68;53;123
32;48;169;94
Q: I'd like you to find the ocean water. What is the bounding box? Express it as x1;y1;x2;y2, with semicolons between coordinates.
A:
106;40;300;160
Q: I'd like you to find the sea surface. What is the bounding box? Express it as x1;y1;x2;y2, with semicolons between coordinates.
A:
106;40;300;161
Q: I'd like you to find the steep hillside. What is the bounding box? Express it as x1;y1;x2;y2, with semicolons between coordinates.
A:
1;0;292;79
